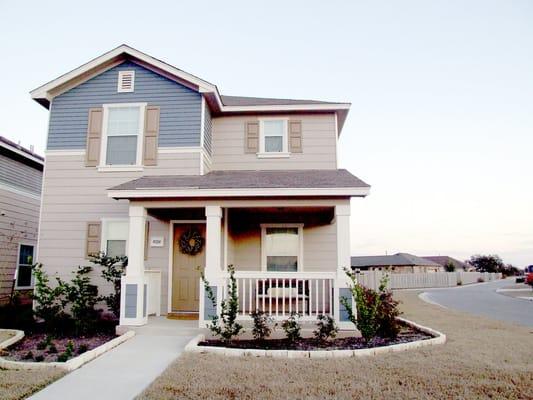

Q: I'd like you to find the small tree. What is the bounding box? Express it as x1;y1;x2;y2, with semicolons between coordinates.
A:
281;313;301;343
250;310;274;341
201;265;243;342
468;255;505;273
62;266;101;335
444;261;455;272
90;252;128;318
313;314;338;342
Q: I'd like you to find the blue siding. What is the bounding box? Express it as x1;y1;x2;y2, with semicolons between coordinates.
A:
203;105;212;156
125;284;138;318
204;286;217;321
339;288;352;322
48;61;202;149
0;153;42;194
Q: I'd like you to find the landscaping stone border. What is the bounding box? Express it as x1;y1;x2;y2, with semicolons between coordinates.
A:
0;329;25;350
0;330;135;371
184;317;446;359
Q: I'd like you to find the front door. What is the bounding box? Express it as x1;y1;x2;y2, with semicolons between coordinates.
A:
172;224;206;312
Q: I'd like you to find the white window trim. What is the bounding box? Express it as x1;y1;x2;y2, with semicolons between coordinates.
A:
99;102;147;170
257;117;290;158
260;223;304;272
15;242;35;289
117;70;135;93
100;218;129;256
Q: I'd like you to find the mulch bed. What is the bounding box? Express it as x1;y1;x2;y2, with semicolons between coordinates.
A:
2;333;116;363
199;325;432;350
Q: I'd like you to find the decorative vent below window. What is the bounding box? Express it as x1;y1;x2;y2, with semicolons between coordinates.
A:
117;70;135;92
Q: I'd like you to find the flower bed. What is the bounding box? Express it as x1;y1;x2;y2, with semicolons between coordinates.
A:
198;323;431;351
1;332;116;363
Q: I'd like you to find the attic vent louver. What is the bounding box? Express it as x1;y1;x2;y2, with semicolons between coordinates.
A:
117;70;135;92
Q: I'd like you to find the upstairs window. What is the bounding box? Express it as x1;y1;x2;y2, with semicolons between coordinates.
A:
16;244;34;288
259;119;288;154
102;103;145;166
117;70;135;92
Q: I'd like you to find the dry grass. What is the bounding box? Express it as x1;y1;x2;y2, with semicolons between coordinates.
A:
138;291;533;400
0;368;65;400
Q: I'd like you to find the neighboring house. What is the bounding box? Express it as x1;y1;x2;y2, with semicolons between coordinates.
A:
31;45;370;328
422;256;471;271
351;253;443;273
0;136;44;302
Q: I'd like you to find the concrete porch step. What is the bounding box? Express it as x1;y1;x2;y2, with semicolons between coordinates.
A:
167;312;199;320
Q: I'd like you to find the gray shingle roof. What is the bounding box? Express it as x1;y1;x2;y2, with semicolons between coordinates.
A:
109;169;369;191
220;95;345;107
351;253;441;268
422;256;468;269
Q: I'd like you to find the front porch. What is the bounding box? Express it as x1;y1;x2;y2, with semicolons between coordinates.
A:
117;199;355;329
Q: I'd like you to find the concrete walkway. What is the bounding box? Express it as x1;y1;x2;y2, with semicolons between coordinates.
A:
29;318;200;400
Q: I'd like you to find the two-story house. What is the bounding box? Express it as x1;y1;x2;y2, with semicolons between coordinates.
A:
0;136;43;302
31;45;370;329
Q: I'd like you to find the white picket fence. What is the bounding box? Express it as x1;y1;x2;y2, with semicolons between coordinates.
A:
358;271;502;290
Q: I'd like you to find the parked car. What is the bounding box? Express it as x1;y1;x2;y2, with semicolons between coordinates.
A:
525;265;533;286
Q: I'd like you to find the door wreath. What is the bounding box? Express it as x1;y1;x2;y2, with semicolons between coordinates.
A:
179;228;204;255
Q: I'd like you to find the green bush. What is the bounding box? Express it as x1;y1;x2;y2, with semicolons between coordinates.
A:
23;351;34;360
35;355;44;362
201;265;243;342
313;314;338;342
281;313;302;343
78;344;88;354
62;266;101;335
340;269;401;342
90;252;127;319
48;344;58;354
250;310;274;341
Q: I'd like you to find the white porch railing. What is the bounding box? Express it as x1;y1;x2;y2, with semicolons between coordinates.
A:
224;271;337;320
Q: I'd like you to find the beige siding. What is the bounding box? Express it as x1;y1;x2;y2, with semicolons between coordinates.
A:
38;151;200;313
0;188;40;299
211;114;337;170
228;222;337;273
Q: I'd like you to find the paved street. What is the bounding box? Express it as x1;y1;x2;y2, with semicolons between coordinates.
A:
422;278;533;327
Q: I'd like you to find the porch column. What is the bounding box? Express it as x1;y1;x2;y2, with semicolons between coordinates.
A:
119;204;148;326
200;205;223;327
335;203;353;329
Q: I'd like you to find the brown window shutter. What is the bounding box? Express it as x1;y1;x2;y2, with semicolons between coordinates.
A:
86;108;103;166
86;221;101;259
289;120;303;153
244;121;259;153
143;106;160;166
144;221;150;261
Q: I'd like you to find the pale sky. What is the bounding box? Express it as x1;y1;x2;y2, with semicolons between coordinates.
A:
1;1;531;266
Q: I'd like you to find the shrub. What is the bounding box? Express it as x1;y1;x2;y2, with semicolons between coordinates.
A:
23;351;34;360
78;344;88;354
62;266;101;335
444;261;456;272
340;269;401;342
36;335;52;350
32;263;70;332
57;340;75;362
56;353;68;362
313;314;338;342
90;252;127;319
201;265;243;342
477;277;485;283
250;310;274;341
48;344;58;354
457;280;463;286
35;355;44;362
281;313;301;343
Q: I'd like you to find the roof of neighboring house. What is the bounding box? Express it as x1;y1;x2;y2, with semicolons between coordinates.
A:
30;45;351;132
351;253;442;268
0;136;44;167
422;256;468;269
108;169;370;199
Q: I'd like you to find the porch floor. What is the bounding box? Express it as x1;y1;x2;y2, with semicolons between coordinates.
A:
29;317;200;400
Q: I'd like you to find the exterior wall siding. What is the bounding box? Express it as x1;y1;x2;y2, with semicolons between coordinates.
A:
211;114;338;170
203;105;212;156
0;153;43;194
0;188;40;300
48;61;202;150
37;151;200;314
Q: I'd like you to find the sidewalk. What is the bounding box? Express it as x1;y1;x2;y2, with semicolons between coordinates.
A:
29;318;199;400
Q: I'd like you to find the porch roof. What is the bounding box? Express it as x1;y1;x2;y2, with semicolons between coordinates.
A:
108;169;370;199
